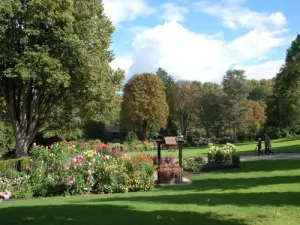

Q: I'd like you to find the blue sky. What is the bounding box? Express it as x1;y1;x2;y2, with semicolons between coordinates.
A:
103;0;299;82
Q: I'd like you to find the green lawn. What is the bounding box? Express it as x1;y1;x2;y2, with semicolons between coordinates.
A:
1;158;300;225
130;138;300;158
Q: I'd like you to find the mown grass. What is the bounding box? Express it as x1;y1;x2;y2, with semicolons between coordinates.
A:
1;158;300;225
129;138;300;158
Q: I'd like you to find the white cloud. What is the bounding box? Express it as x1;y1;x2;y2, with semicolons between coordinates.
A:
109;0;290;82
112;21;288;82
111;54;133;75
226;29;288;61
235;60;284;80
195;0;287;29
103;0;155;25
161;3;188;22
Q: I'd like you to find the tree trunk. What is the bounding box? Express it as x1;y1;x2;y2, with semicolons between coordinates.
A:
14;123;37;157
141;121;149;141
233;125;237;142
15;135;29;158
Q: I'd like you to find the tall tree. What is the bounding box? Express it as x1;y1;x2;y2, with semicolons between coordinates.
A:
156;68;177;135
171;81;201;136
156;68;174;105
122;73;169;140
201;82;226;137
222;70;249;141
246;100;266;139
0;0;123;156
267;35;300;128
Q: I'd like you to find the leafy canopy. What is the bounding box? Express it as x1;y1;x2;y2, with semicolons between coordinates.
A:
0;0;123;156
122;73;169;140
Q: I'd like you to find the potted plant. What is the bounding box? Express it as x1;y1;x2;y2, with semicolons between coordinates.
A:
157;164;183;184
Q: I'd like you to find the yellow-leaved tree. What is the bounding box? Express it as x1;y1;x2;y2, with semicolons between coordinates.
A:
122;73;169;140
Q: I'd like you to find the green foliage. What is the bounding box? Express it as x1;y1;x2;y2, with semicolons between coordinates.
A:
156;68;175;108
201;82;226;137
205;143;240;170
0;0;123;156
222;70;249;141
83;121;114;142
171;81;201;135
248;79;273;102
0;121;15;155
41;106;84;141
267;34;300;128
125;131;139;145
0;157;31;172
182;157;203;172
122;73;169;140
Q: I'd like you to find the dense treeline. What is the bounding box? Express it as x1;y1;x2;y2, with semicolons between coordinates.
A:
121;34;300;143
0;0;299;156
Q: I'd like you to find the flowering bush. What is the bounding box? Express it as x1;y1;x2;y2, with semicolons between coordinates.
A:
28;141;155;197
0;169;31;199
0;190;11;200
205;143;240;170
152;155;175;165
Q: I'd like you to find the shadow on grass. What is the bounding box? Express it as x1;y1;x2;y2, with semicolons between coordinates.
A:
163;175;300;192
82;191;300;208
238;159;300;172
272;137;300;143
0;204;247;225
237;143;300;156
198;159;300;175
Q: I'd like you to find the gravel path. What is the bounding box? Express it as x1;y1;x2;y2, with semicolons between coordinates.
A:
240;153;300;161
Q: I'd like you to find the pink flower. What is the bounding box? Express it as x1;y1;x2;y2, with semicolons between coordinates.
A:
59;179;65;185
87;176;94;183
88;170;94;175
71;158;77;163
91;158;96;163
63;164;69;171
0;190;12;200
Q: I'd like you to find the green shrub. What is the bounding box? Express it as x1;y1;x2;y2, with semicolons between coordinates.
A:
206;143;240;170
12;189;33;199
182;157;203;172
0;157;31;172
125;132;138;145
0;121;15;155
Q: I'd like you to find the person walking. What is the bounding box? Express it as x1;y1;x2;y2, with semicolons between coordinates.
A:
265;136;274;155
256;138;263;156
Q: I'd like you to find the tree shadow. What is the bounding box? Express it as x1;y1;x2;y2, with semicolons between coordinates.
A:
82;191;300;208
162;175;300;192
0;204;247;225
272;137;300;143
238;159;300;172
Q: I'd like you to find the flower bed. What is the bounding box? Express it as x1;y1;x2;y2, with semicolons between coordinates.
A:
0;141;156;200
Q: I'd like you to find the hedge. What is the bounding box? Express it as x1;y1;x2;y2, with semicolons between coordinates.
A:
0;157;31;172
